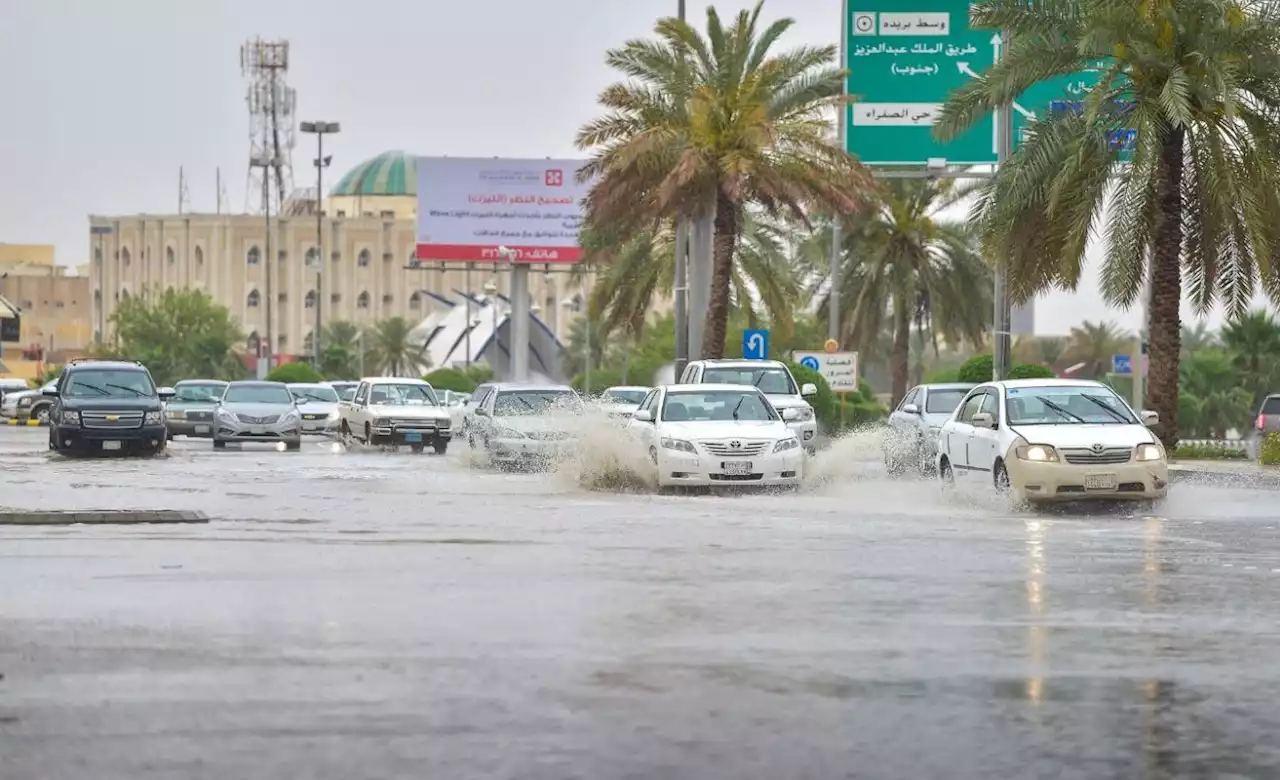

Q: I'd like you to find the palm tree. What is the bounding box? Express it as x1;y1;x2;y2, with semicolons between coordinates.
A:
361;318;424;377
1180;321;1218;356
575;1;872;359
1064;320;1133;379
319;321;361;379
936;0;1280;447
1013;335;1067;368
805;177;992;407
1180;349;1253;439
1220;309;1280;409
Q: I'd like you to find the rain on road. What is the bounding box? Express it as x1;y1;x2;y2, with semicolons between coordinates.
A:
2;425;1279;779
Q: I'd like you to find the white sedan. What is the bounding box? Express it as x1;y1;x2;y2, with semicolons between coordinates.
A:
626;384;804;489
936;379;1169;504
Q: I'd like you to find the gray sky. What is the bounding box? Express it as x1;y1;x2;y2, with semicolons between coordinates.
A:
0;0;1264;336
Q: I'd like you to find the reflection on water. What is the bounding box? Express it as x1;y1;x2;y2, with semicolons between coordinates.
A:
1024;519;1046;706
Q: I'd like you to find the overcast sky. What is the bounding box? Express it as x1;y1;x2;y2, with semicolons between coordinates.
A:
0;0;1269;335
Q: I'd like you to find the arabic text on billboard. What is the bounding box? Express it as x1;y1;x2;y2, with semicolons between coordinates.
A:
414;157;588;263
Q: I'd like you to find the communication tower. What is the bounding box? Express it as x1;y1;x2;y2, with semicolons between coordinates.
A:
240;39;296;213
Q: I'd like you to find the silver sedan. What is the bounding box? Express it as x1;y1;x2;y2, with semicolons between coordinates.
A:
287;383;341;435
213;381;303;450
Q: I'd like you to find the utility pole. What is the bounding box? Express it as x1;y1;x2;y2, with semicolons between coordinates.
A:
830;0;848;343
673;0;689;377
991;29;1013;381
301;121;340;369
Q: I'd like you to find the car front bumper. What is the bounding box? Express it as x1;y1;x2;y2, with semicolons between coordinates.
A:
1007;458;1170;502
369;423;452;445
786;419;818;447
215;418;302;442
165;412;217;437
301;415;341;434
656;448;804;487
489;436;574;462
53;424;168;452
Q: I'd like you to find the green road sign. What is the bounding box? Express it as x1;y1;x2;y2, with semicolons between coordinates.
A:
845;2;1110;166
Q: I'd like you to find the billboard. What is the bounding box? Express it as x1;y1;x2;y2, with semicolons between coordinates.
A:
414;157;589;263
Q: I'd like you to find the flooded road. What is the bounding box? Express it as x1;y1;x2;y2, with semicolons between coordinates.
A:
2;426;1279;779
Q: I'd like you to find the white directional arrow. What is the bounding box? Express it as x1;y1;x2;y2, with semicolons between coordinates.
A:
746;332;766;359
1011;102;1036;120
991;33;1003;61
957;61;980;79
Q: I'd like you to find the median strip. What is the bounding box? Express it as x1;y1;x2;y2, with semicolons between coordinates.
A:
0;510;208;525
4;419;44;426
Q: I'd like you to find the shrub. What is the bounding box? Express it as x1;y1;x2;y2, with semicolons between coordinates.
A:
1007;363;1056;379
786;361;886;433
266;361;323;383
925;368;960;383
1172;442;1250;460
570;367;628;394
1260;433;1280;466
423;367;478;393
957;354;994;383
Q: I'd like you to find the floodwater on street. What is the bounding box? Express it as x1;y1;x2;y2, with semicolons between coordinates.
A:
2;424;1279;779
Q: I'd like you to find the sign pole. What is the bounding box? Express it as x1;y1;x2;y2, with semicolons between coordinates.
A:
991;27;1013;381
830;0;848;343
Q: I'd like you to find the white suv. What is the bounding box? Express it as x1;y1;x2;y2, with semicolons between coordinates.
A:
678;359;818;452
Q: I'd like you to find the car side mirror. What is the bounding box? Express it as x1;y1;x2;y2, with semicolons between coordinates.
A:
475;407;489;417
902;403;920;415
42;388;59;397
157;387;175;399
801;383;818;397
970;412;996;429
632;409;653;422
296;397;308;405
781;408;799;421
1141;410;1159;426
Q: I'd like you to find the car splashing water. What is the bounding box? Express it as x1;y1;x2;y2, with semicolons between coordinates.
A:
551;410;657;492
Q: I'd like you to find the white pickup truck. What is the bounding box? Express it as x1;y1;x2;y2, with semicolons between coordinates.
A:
678;359;818;453
339;377;453;453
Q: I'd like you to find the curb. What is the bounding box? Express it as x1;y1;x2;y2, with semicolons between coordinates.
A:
4;419;44;427
0;510;209;526
1168;465;1280;489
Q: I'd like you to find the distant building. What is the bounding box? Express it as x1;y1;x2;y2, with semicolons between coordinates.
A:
0;243;93;366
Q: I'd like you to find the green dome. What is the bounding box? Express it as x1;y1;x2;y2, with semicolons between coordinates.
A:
330;151;417;196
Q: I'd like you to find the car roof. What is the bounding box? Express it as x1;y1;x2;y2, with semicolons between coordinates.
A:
988;378;1105;389
176;378;227;385
919;383;977;391
491;383;575;392
361;376;430;385
66;361;147;372
603;385;651;392
694;359;786;368
227;380;287;387
665;383;765;393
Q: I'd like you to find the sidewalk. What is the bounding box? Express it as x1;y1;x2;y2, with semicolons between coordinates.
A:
1168;458;1280;488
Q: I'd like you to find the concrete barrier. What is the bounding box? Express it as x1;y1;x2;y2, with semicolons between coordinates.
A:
0;510;208;525
4;419;44;427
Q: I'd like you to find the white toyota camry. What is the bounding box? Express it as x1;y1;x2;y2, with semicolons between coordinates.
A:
626;384;804;489
936;379;1169;504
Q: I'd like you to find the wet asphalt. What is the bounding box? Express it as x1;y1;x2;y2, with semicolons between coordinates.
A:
2;425;1279;780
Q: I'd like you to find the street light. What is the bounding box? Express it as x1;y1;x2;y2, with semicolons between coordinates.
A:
300;121;340;369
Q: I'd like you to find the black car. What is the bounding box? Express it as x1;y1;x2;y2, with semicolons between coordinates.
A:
45;359;174;455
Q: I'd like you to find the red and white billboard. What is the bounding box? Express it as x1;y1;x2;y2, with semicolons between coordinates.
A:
414;157;589;263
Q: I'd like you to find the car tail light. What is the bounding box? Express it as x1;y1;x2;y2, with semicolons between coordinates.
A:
1258;414;1266;431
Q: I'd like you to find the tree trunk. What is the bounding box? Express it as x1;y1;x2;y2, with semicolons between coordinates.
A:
890;297;911;408
701;192;739;359
1148;127;1185;448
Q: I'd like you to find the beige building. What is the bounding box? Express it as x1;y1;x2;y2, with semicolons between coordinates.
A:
90;151;581;358
0;243;93;358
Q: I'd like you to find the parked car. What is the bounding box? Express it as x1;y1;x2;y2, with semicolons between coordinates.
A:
882;382;975;475
46;359;173;456
164;379;228;438
340;377;452;453
1250;394;1280;459
2;380;57;422
678;359;818;453
288;382;341;435
936;379;1168;505
213;380;303;450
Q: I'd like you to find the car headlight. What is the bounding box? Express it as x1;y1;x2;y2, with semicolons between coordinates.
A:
495;425;526;439
374;417;391;427
791;407;814;422
144;411;162;425
326;410;339;420
772;436;799;453
1135;443;1164;461
61;410;80;425
1015;444;1058;462
284;408;301;421
660;437;696;453
166;409;186;420
218;409;237;422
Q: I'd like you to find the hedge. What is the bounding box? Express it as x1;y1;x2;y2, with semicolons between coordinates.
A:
1260;433;1280;466
1007;363;1056;379
422;368;479;393
786;361;885;432
1173;443;1250;461
957;353;1056;382
266;362;323;383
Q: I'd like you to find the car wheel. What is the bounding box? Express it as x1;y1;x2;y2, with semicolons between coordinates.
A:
994;460;1011;492
433;441;448;455
35;406;50;424
410;443;425;454
285;440;301;451
938;457;955;486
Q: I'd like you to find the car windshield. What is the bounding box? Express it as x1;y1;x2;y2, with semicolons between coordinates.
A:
63;369;154;398
602;389;647;405
926;389;970;415
173;383;226;403
662;390;778;422
338;388;356;402
289;385;339;403
701;367;796;395
494;390;583;416
223;384;293;404
1005;385;1138;425
368;383;438;406
1262;397;1280;414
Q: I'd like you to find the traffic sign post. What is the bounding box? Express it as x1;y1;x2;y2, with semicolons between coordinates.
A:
1112;354;1132;376
742;329;770;360
844;2;1107;166
792;351;860;392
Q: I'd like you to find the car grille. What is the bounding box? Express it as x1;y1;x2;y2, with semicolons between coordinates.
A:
701;440;769;457
236;414;279;424
525;430;570;441
82;411;145;429
389;418;443;428
185;410;213;421
1062;447;1132;465
302;413;327;421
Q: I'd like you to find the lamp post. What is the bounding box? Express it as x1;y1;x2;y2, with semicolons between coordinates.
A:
299;121;340;370
498;246;528;381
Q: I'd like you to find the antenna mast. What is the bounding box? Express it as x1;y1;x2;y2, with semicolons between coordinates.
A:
240;38;296;214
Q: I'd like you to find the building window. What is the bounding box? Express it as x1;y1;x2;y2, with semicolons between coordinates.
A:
278;250;287;263
278;292;288;304
305;247;319;267
195;246;204;266
248;246;262;265
331;292;341;304
331;250;340;263
278;334;287;348
357;249;371;267
357;291;370;309
247;289;261;308
336;210;346;218
166;246;175;265
303;331;314;353
380;210;396;219
382;293;393;307
94;247;102;264
409;291;422;310
305;290;317;309
56;301;65;309
121;247;132;266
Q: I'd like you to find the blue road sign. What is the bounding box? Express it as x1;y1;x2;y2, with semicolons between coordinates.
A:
799;355;821;371
1112;355;1132;376
743;329;770;360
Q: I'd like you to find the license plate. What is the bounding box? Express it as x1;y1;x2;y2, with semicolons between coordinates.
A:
102;441;121;451
404;432;422;442
1085;474;1116;490
194;425;210;433
249;425;266;435
722;461;752;475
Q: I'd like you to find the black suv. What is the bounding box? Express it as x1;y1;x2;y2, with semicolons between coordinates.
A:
45;359;174;455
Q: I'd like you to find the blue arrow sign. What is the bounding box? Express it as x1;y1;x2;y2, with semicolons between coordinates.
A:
1112;354;1132;376
799;355;821;371
743;329;769;360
